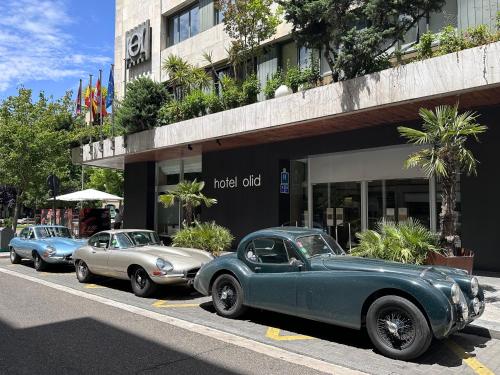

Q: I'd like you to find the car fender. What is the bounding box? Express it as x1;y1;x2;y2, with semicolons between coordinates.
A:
194;255;253;297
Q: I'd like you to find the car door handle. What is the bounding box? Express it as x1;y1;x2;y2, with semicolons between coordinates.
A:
92;250;97;253
254;267;262;272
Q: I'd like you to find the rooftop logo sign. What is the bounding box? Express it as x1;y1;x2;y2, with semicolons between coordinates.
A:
125;20;151;68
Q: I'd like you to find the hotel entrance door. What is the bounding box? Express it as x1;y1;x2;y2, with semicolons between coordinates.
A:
312;182;361;250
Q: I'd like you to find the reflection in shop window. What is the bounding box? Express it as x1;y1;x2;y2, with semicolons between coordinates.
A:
368;179;430;229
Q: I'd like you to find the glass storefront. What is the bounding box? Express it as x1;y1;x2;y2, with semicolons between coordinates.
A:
155;156;202;241
368;178;430;229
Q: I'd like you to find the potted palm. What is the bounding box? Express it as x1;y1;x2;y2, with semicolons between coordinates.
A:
159;179;217;227
398;104;487;273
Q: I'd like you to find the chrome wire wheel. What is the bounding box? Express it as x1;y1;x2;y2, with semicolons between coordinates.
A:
215;282;237;312
376;307;416;350
134;268;148;290
77;262;88;279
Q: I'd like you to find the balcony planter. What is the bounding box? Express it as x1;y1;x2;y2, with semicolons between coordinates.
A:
274;84;293;98
425;249;474;274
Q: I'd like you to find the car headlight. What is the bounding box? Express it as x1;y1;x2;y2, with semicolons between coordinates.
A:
451;283;460;304
46;246;56;256
460;302;469;321
156;258;174;272
472;298;481;315
470;277;479;297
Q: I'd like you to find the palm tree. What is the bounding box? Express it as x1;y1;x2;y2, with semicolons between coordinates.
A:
159;179;217;227
398;104;487;255
162;54;211;99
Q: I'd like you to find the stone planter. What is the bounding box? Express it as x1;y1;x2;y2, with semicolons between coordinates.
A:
425;249;475;274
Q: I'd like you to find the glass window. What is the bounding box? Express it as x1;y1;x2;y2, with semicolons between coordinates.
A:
368;178;430;229
251;238;290;264
168;4;200;46
89;233;110;248
312;182;361;250
296;235;330;258
298;46;311;69
19;228;29;239
47;227;72;238
190;6;199;36
128;231;160;246
214;5;224;24
111;233;135;249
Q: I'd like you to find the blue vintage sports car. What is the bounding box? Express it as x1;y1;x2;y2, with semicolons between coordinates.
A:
9;225;86;271
194;227;485;360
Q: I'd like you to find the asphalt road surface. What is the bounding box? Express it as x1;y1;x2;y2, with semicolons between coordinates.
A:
0;257;499;375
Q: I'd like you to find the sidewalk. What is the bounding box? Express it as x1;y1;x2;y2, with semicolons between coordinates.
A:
465;274;500;339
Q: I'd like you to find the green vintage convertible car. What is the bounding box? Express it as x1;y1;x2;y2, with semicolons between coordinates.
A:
194;227;485;360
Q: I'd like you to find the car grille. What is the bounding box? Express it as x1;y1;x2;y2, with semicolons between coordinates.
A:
185;268;200;279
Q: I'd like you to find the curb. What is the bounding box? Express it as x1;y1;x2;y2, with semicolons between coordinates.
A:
0;253;9;258
463;324;500;340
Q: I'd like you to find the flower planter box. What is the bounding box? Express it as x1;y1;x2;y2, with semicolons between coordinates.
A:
425;249;474;275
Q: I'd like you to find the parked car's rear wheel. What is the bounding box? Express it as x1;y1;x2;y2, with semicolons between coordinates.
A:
366;295;432;360
130;267;157;297
33;252;47;271
211;274;247;319
76;260;94;283
9;247;21;264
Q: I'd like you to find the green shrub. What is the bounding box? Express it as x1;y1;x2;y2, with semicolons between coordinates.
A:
264;70;284;99
284;65;303;92
220;76;241;109
351;219;441;265
416;31;435;60
204;92;223;114
300;55;321;88
158;99;186;125
466;24;494;46
241;74;260;105
114;77;168;134
182;90;207;118
437;25;469;55
172;221;234;256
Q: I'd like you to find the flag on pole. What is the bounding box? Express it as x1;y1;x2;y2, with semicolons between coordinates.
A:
84;84;97;119
106;66;114;109
96;79;108;117
76;79;82;115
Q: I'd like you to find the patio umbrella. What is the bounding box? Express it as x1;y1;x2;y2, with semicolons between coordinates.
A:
55;188;123;202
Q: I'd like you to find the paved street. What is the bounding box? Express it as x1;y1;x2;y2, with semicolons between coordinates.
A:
1;257;499;375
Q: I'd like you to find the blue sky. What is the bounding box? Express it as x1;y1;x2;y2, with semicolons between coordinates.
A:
0;0;115;101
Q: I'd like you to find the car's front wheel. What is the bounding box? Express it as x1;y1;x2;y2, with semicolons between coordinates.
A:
76;260;94;283
130;267;157;297
366;295;432;360
33;252;47;271
9;247;21;264
211;274;247;319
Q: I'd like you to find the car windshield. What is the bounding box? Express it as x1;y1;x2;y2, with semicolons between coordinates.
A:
126;231;160;246
34;227;72;239
111;233;135;249
295;234;345;258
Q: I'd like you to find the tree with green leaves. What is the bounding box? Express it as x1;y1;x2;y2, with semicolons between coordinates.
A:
159;180;217;227
0;88;77;230
114;77;168;135
216;0;282;76
85;167;124;197
398;105;487;255
279;0;445;82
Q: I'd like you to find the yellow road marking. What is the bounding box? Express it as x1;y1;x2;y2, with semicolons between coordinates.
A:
39;272;51;277
445;339;494;375
265;327;313;341
152;299;199;308
85;284;105;289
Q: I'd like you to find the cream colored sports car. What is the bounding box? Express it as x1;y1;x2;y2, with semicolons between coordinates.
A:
73;229;214;297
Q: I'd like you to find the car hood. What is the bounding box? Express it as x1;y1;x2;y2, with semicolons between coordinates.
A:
130;245;214;269
40;238;87;253
315;255;468;282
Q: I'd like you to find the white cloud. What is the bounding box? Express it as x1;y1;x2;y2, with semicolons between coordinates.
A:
0;0;112;93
